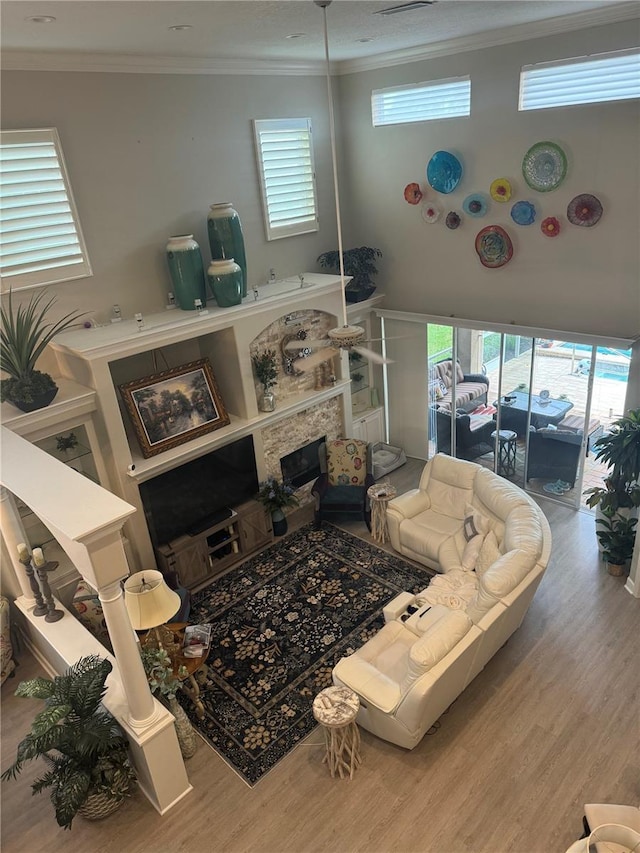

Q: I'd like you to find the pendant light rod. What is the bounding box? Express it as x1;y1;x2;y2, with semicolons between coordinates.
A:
316;0;348;327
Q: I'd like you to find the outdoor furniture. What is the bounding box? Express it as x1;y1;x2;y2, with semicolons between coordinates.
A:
525;426;583;487
496;390;574;435
429;359;489;413
491;429;518;477
433;406;496;462
556;414;603;455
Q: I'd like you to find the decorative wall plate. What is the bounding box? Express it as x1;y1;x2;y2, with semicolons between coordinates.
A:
445;211;461;230
463;194;488;217
404;182;423;205
475;225;513;268
522;141;567;192
511;200;536;226
426;151;463;194
490;178;512;202
567;193;603;227
421;202;442;224
541;216;560;237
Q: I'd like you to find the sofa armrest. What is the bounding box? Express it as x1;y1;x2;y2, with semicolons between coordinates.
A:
333;656;402;713
462;372;489;387
387;489;431;521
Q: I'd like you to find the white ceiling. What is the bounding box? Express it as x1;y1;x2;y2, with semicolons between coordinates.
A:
2;0;638;72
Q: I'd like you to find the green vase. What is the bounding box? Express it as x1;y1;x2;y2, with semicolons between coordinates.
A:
166;235;206;311
271;509;287;537
207;259;243;307
207;203;247;297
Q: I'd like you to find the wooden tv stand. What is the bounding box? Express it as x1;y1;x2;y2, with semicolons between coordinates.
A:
155;500;272;591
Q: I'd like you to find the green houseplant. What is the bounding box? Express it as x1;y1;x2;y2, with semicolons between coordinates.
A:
1;289;84;412
317;246;382;303
256;476;299;537
1;655;136;829
596;515;638;575
252;348;278;412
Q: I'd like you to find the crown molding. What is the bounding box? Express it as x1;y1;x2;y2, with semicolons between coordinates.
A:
336;3;640;75
1;4;637;77
0;51;328;76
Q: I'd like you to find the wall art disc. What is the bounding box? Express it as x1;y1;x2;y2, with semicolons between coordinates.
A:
463;193;488;217
567;193;603;227
510;200;536;226
421;202;442;224
426;151;463;194
475;225;513;269
490;178;512;202
541;216;561;237
404;182;423;205
522;141;567;192
445;211;461;230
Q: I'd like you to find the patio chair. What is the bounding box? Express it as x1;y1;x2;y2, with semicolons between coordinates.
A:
432;406;495;462
525;426;582;487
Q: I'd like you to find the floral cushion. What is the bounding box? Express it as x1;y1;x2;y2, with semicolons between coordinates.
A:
72;579;112;651
0;596;15;686
326;439;368;486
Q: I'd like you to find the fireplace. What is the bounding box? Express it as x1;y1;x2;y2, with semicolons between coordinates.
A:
280;437;326;488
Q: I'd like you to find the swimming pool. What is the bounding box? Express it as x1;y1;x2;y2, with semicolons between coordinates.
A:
553;342;631;381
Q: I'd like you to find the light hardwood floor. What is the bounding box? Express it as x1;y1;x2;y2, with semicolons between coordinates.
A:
2;459;639;853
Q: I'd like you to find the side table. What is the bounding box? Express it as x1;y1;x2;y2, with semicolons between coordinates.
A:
491;429;517;477
313;685;362;779
367;483;397;544
163;622;210;719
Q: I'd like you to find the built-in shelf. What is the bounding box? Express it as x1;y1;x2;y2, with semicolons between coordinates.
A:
1;378;97;438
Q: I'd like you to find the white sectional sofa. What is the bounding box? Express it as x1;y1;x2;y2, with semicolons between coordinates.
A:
332;454;552;749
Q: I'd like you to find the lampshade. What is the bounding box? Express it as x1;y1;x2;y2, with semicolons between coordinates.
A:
124;570;180;630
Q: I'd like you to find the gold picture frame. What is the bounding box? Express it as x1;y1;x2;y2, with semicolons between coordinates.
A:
120;359;230;458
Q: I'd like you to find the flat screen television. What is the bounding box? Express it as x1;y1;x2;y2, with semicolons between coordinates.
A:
139;435;258;547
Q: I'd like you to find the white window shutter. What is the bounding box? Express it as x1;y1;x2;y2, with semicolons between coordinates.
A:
253;118;318;241
0;128;92;292
372;77;471;127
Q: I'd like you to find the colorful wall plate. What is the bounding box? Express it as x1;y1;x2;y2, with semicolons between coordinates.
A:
426;151;463;194
511;200;536;226
404;183;423;205
541;216;561;237
490;178;512;202
475;225;513;268
522;141;567;192
463;193;488;217
421;202;442;224
567;194;603;227
445;211;461;230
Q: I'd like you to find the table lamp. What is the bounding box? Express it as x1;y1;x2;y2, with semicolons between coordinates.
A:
124;570;181;648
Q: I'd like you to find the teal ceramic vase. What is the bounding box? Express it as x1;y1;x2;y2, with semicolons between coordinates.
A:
165;235;206;311
207;259;243;307
207;203;247;297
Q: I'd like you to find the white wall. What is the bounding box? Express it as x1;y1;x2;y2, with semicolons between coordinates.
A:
337;21;640;340
1;70;339;324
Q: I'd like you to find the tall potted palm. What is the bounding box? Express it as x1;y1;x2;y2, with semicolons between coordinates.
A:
0;289;84;412
584;408;640;570
1;655;136;829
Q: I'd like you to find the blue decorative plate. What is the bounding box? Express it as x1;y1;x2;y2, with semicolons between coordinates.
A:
426;151;463;194
522;141;567;192
511;200;536;226
463;193;488;217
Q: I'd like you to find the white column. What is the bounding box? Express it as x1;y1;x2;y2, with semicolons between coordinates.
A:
97;581;158;727
0;486;36;603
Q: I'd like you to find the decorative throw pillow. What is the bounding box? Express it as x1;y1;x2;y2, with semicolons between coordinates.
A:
455;361;465;383
461;534;484;571
463;503;490;541
475;530;501;576
326;439;368;486
438;378;448;396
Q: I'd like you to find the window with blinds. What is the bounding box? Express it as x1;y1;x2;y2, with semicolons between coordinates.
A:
519;49;640;111
0;128;91;292
253;118;318;241
372;76;471;127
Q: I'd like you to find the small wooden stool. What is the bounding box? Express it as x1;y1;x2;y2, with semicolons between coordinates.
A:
313;686;361;780
367;483;397;544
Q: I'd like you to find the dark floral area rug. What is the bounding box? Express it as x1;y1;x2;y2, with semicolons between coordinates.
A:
179;522;434;785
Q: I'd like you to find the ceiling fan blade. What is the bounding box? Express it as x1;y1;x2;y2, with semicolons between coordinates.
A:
284;339;333;352
292;347;340;372
352;345;393;366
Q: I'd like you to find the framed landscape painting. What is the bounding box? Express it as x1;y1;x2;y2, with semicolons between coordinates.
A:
120;359;230;457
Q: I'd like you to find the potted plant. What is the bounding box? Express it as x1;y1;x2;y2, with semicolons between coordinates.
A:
317;246;382;303
584;408;640;563
252;348;278;412
596;515;638;576
140;646;196;759
1;655;136;829
256;476;299;536
1;289;84;412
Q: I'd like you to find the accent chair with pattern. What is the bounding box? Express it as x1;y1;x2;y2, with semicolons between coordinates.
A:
311;439;375;530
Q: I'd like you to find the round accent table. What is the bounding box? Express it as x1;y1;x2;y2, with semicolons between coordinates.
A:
312;685;362;780
367;483;397;544
491;429;518;477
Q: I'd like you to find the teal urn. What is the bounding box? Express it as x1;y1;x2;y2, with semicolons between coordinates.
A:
165;235;206;311
207;203;247;297
207;258;243;307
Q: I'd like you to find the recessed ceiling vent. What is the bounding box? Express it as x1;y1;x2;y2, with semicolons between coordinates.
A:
374;1;436;16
